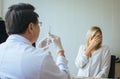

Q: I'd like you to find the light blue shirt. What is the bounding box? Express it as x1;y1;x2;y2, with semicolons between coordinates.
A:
0;35;70;79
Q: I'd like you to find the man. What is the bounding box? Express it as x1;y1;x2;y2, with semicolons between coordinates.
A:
0;3;70;79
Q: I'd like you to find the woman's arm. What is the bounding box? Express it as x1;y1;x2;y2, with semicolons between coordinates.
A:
75;45;89;68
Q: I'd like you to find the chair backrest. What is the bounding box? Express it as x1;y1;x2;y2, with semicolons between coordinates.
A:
0;20;8;44
108;55;116;78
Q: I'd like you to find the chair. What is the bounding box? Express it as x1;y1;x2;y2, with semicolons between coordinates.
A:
0;20;8;44
108;55;116;78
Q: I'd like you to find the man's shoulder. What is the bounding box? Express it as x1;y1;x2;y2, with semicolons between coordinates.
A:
27;46;51;57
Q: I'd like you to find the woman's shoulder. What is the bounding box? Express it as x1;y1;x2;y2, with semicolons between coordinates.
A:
79;44;85;48
101;45;110;50
100;45;111;54
100;45;111;56
78;44;85;51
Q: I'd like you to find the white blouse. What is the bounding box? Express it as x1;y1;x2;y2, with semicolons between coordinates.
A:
75;45;111;78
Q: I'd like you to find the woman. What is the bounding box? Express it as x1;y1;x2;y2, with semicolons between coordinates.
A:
75;26;111;78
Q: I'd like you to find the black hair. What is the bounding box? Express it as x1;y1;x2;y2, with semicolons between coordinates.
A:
5;3;39;35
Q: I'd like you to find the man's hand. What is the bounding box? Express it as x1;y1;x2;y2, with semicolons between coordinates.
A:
49;34;65;56
37;36;52;51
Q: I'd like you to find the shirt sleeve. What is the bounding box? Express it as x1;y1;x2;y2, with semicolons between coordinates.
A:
56;56;69;73
40;54;70;79
96;46;111;78
75;45;89;69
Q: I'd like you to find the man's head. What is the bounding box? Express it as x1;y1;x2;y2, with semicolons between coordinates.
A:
5;3;40;43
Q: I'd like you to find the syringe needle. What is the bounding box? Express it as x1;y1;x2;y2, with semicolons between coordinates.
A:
48;26;51;34
47;25;51;46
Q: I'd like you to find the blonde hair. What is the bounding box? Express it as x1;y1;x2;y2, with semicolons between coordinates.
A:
85;26;102;50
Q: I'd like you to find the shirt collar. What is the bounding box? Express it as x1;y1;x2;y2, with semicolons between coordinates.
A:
7;34;32;45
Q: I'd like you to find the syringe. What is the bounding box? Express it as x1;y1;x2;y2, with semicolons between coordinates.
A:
47;26;51;46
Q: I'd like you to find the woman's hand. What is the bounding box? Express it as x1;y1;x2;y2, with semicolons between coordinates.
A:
85;34;102;57
89;34;102;49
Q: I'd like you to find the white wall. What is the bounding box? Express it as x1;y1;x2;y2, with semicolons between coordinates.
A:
0;0;2;18
2;0;120;75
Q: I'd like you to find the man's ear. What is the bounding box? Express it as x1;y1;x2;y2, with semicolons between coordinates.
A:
27;23;35;36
